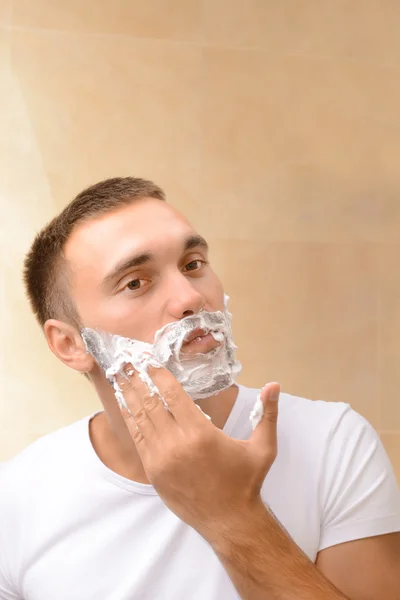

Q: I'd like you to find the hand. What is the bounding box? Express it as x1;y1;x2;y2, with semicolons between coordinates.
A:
117;366;280;539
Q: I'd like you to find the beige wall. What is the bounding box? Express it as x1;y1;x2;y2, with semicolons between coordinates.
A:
0;1;399;481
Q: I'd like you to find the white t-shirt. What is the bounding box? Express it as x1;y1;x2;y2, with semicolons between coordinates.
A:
0;385;399;600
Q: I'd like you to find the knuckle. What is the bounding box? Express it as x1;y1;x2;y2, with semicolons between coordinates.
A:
116;377;132;393
190;430;214;453
262;443;278;463
131;427;144;445
142;392;160;412
162;387;178;407
264;411;278;424
133;408;148;424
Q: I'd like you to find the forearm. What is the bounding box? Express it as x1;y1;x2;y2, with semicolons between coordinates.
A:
205;502;349;600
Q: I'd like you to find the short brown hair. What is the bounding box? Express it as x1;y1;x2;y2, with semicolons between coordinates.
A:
23;177;166;329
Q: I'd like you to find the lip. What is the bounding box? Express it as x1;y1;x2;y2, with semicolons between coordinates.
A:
182;328;208;345
181;332;220;355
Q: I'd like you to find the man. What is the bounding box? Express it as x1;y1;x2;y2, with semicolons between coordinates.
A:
0;177;399;600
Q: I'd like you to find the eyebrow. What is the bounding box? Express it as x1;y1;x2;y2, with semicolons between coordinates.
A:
184;234;209;253
102;234;209;287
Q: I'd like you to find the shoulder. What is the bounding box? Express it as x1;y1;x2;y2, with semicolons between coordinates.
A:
272;389;387;473
238;384;352;444
238;384;389;478
275;390;400;546
276;391;354;471
278;389;351;430
0;415;92;498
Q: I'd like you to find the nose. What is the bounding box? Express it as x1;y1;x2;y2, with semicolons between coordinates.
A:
166;272;205;319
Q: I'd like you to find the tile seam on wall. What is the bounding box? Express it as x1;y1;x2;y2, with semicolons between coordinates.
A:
6;24;400;71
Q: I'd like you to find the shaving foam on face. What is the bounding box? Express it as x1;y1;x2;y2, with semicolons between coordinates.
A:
81;295;242;413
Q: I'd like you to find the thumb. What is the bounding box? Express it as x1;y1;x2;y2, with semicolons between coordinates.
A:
249;382;280;454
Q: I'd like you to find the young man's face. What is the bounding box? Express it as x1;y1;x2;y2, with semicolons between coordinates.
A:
64;198;225;354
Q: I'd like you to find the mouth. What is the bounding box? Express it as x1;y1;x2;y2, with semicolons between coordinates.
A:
183;328;208;344
181;328;222;355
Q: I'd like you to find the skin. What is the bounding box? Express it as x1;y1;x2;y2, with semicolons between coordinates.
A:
45;197;400;600
46;198;239;482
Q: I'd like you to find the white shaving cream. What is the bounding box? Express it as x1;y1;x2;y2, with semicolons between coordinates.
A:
249;393;264;429
82;295;264;429
81;295;241;410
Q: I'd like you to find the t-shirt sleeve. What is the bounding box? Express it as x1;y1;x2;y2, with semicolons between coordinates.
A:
0;466;23;599
318;406;400;551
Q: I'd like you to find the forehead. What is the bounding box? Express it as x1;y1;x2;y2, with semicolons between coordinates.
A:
64;198;196;271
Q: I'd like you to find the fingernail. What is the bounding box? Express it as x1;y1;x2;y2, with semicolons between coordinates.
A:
123;363;135;377
269;385;280;402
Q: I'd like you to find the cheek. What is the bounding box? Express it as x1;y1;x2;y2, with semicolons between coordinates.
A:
71;285;99;324
75;288;136;334
205;270;225;310
95;293;163;342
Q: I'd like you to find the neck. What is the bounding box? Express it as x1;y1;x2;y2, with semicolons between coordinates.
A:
195;384;239;429
89;370;239;484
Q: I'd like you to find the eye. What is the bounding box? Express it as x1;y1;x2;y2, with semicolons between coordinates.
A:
121;277;150;294
183;259;204;272
126;279;143;291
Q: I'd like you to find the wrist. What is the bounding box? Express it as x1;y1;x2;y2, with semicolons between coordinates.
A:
200;497;271;554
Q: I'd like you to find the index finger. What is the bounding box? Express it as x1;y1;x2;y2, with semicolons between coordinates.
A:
117;365;174;434
147;366;207;428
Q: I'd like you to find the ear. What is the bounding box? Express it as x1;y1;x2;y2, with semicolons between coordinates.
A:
44;319;95;373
